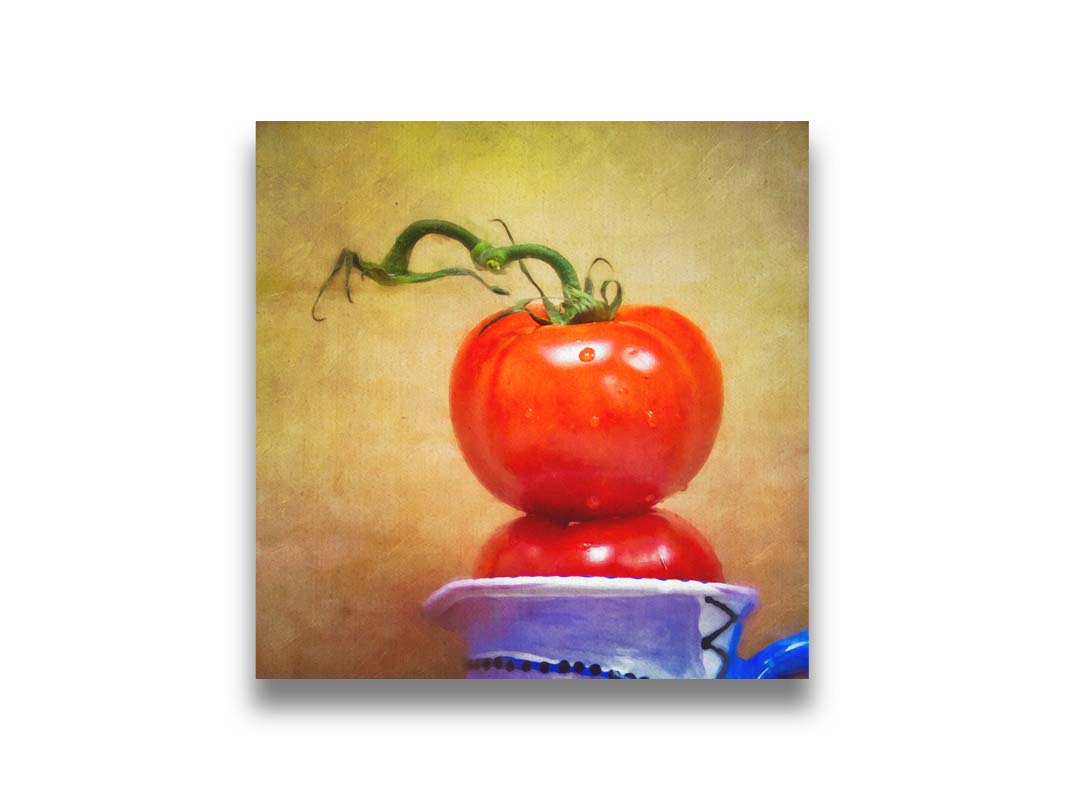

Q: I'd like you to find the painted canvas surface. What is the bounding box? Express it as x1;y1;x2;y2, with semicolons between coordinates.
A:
256;122;809;678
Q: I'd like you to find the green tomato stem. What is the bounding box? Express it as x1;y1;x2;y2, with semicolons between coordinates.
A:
473;244;582;292
313;218;620;327
381;219;483;271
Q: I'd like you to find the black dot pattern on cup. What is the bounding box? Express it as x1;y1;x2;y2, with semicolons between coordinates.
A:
464;656;648;679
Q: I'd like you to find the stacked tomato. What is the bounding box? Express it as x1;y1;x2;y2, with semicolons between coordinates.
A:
451;304;727;582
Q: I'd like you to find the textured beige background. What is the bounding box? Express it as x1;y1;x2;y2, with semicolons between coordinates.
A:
256;122;808;678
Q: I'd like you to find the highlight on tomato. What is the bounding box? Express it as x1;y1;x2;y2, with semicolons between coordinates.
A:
474;510;725;583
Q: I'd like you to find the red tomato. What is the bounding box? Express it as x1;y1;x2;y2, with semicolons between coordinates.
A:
474;510;725;582
450;305;724;520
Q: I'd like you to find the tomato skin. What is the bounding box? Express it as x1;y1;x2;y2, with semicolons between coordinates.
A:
449;305;724;520
474;510;725;582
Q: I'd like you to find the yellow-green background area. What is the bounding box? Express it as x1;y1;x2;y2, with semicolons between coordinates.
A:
256;122;808;678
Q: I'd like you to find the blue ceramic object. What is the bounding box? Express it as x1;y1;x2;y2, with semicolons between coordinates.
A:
424;576;808;679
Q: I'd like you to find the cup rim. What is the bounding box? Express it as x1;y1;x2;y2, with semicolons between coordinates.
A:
422;575;760;623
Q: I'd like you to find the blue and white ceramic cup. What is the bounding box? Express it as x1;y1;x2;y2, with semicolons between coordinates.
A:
423;576;808;679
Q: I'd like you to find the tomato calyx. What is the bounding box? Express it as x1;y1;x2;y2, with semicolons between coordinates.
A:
478;278;623;333
476;219;622;332
312;218;624;329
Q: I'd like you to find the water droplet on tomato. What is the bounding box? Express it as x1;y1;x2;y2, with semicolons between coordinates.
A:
585;495;601;511
590;415;600;428
579;347;595;362
644;494;655;504
646;410;657;428
524;407;533;419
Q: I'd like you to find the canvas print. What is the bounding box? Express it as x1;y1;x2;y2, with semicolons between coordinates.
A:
256;122;809;678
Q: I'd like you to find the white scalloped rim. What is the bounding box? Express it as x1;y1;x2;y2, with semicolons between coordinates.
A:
422;575;759;622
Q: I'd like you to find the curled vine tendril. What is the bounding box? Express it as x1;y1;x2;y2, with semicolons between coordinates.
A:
312;219;622;331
